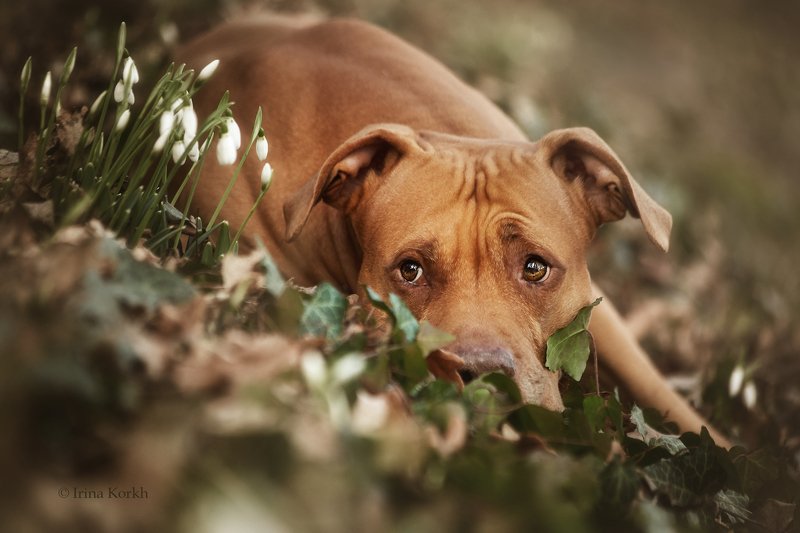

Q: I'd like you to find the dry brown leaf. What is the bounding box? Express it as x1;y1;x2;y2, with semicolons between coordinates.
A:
221;251;264;292
0;149;18;183
426;348;465;390
425;402;468;457
21;199;54;227
55;108;87;156
174;332;302;394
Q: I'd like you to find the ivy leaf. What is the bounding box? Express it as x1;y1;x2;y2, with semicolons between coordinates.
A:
545;298;602;380
715;489;751;526
650;435;688;456
389;293;419;342
509;404;566;440
643;437;725;507
364;287;420;343
364;286;392;316
599;458;640;512
255;237;286;297
630;404;649;439
301;282;347;340
391;343;429;389
583;395;606;433
730;446;780;494
417;321;456;356
642;457;698;506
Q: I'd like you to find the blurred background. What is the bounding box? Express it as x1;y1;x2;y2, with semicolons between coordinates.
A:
1;0;797;481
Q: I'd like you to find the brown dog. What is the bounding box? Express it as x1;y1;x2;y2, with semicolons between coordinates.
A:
178;14;727;444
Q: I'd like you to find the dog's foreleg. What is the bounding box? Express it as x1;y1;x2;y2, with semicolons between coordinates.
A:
590;285;730;447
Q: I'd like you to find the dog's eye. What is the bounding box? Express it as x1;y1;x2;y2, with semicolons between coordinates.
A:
522;255;550;283
399;260;423;283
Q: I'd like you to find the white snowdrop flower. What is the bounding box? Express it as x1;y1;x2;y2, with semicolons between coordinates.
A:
113;80;129;103
300;351;327;389
159;22;178;46
351;391;390;435
728;365;744;397
197;59;220;82
170;98;183;113
331;353;366;385
122;57;140;84
181;107;198;143
40;71;52;105
216;134;237;166
187;141;200;162
115;109;131;131
256;134;269;161
226;117;241;149
153;132;169;154
159;110;175;137
89;90;107;117
260;162;273;190
171;140;186;164
743;382;757;409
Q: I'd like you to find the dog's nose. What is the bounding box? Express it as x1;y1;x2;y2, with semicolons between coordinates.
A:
452;345;516;384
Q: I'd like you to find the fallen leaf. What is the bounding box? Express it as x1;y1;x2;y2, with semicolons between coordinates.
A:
20;200;54;227
55;108;87;156
426;348;465;390
221;251;263;292
425;402;468;457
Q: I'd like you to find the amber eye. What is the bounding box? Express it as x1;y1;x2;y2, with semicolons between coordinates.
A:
399;260;423;283
522;255;550;283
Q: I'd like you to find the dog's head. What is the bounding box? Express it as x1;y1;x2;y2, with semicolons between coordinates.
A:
284;124;671;409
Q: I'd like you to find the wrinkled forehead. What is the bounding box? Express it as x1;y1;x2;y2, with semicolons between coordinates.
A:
356;143;592;253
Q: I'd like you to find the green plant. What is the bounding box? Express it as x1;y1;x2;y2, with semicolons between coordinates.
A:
18;22;272;264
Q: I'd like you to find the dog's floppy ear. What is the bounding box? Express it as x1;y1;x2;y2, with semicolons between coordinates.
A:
540;127;672;252
284;124;425;241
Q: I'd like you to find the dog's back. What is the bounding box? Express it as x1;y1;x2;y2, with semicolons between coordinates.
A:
175;15;526;285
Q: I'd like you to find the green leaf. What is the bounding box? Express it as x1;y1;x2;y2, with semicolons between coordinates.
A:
545;298;602;380
160;200;185;224
630;404;648;439
714;489;750;526
116;22;127;60
216;221;231;256
605;392;625;436
389;293;419;342
391;343;429;389
416;321;455;355
364;286;420;343
200;241;215;265
80;237;195;323
599;458;639;512
479;372;522;405
364;286;393;316
509;404;565;439
730;446;780;494
650;435;687;456
643;439;725;507
274;287;304;335
301;282;347;340
642;458;698;506
583;395;606;433
255;237;285;297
